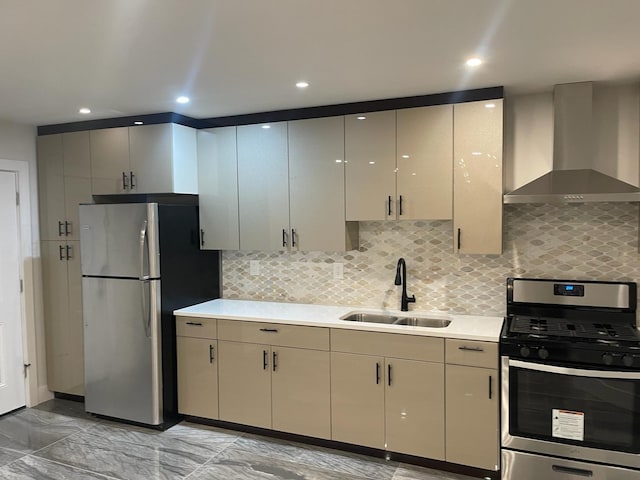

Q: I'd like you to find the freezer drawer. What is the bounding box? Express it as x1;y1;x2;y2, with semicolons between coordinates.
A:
502;450;640;480
83;276;161;425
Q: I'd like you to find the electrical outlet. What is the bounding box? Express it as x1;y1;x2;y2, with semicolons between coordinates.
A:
250;260;260;276
333;263;344;280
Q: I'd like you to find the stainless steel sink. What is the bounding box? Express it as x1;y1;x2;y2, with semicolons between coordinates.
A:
340;311;451;328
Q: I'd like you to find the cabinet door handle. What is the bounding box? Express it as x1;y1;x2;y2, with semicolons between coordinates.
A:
458;346;484;352
58;245;65;260
388;364;392;386
388;195;392;216
209;344;215;364
457;228;461;250
375;362;380;384
130;171;136;189
260;328;278;333
282;228;287;247
263;350;268;370
489;375;492;399
122;171;129;190
185;321;202;326
291;229;297;247
58;221;65;237
65;221;71;236
551;465;593;477
272;351;278;372
65;245;72;260
399;195;403;216
200;229;205;247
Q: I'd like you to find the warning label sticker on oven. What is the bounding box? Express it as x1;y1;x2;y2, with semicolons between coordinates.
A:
552;409;584;441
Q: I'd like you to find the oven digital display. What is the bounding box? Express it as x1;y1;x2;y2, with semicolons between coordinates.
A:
554;283;585;296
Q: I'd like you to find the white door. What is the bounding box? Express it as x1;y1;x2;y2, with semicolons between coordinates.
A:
0;171;25;413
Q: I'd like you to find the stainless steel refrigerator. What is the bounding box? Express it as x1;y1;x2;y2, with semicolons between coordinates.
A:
79;201;219;428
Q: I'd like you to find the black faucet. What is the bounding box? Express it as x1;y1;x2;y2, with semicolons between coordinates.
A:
394;258;416;312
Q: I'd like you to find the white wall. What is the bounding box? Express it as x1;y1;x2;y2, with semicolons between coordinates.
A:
0;120;49;404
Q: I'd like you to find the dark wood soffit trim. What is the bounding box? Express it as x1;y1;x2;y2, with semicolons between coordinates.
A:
38;86;503;135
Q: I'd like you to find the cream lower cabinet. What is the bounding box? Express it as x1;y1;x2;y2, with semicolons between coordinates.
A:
330;329;445;459
41;240;84;395
217;320;331;438
176;317;219;419
445;339;499;471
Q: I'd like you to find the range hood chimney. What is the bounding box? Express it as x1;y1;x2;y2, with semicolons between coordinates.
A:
504;82;640;204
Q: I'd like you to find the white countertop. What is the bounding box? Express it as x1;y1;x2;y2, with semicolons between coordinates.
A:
174;299;504;342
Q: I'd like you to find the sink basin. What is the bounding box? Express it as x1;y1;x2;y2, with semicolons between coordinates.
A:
340;311;451;328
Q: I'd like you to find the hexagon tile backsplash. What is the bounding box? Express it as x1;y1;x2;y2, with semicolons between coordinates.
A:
222;203;640;316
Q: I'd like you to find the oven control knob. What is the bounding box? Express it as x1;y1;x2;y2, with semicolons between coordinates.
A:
537;347;549;360
622;355;634;367
519;346;531;358
602;353;614;366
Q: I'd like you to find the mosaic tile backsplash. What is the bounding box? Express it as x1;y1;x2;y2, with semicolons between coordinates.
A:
222;203;640;316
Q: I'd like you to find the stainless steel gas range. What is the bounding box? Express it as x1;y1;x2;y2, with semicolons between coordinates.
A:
500;278;640;480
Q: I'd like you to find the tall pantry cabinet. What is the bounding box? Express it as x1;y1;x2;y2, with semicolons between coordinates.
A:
38;132;92;395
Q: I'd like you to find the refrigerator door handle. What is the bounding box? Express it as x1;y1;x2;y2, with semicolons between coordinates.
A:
141;279;151;338
139;220;149;281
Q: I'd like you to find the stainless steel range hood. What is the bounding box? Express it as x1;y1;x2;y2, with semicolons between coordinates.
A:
504;82;640;204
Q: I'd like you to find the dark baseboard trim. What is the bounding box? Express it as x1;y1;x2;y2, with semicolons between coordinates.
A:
183;416;499;479
53;392;84;403
37;86;503;135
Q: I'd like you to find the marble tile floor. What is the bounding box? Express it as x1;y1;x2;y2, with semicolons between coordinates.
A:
0;399;484;480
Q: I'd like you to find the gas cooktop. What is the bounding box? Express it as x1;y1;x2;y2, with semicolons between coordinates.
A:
508;315;640;341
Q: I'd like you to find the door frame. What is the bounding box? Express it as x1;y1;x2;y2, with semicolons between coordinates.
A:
0;159;41;407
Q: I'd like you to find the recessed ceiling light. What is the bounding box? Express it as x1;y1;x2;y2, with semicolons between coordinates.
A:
485;103;496;108
261;125;271;129
134;121;144;125
296;81;309;89
466;57;482;67
335;159;342;163
401;155;410;159
357;116;366;120
176;96;190;104
79;107;91;114
368;161;375;165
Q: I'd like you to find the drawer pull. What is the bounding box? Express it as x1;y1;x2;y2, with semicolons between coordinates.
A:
186;322;203;326
209;345;215;364
259;328;279;333
552;465;593;477
458;346;484;352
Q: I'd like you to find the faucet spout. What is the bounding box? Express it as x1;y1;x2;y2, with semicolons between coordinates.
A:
394;258;416;312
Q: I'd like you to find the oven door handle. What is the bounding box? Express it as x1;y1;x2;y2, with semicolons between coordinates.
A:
509;359;640;379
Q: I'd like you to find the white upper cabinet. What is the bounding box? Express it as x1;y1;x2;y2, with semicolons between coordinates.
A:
345;111;397;220
453;99;503;254
129;123;197;194
396;105;453;220
90;127;130;194
197;127;240;250
237;122;290;251
90;124;197;195
289;116;358;252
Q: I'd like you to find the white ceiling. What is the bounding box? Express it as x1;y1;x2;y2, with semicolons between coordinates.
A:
2;0;640;127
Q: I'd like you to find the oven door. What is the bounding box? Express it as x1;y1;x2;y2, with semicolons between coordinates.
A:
501;357;640;469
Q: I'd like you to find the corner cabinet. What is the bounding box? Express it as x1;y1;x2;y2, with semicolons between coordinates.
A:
330;329;445;459
197;127;240;250
90;124;198;195
445;339;499;471
453;99;503;254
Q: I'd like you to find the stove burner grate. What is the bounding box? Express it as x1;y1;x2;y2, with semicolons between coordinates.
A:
510;316;639;340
